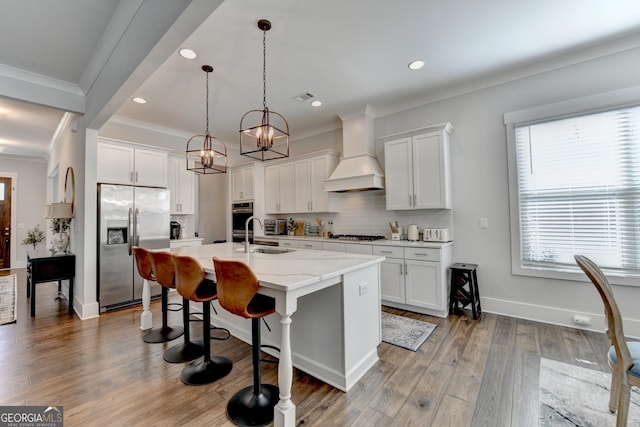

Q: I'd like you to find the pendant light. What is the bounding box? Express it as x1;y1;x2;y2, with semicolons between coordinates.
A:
186;65;227;174
239;19;289;161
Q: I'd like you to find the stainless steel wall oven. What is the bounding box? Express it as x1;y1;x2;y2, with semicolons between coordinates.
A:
231;202;253;243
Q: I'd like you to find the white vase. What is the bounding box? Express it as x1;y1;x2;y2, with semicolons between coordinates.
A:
52;232;69;254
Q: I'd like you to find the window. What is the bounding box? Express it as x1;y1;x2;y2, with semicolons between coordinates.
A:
506;93;640;285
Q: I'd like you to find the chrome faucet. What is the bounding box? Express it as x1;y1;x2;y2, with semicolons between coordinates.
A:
245;216;263;253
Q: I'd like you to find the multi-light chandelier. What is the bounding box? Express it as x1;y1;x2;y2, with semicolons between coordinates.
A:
239;19;289;161
186;65;227;174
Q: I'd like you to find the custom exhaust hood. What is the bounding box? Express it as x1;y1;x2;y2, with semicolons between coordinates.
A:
324;106;385;192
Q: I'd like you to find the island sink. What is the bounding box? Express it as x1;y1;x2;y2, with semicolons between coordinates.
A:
251;247;294;254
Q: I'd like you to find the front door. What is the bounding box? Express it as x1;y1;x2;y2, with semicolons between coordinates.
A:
0;177;11;268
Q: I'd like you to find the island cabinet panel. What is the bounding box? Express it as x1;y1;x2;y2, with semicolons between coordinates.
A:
374;243;452;317
383;122;453;210
97;139;168;188
168;155;195;215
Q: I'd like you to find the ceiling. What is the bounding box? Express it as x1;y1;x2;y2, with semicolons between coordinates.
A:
2;0;640;158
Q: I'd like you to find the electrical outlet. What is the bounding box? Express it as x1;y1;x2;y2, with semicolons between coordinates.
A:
573;315;591;326
358;283;367;296
479;218;488;229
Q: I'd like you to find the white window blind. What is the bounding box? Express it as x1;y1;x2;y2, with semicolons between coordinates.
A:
515;105;640;276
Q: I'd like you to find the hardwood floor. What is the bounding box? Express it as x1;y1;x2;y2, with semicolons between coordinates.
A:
0;268;611;426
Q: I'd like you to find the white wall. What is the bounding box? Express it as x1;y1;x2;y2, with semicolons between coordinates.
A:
372;46;640;337
0;156;47;267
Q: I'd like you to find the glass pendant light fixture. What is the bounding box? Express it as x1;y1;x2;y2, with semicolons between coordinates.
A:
186;65;227;174
239;19;289;161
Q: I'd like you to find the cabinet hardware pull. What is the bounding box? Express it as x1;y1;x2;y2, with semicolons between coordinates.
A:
135;172;139;182
380;250;392;254
399;264;403;275
130;172;134;183
414;253;428;256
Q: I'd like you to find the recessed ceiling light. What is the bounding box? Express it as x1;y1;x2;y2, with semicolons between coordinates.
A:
132;97;146;104
179;48;197;59
408;60;424;70
310;100;322;107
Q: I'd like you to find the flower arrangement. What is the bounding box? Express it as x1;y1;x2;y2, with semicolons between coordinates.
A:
287;218;297;235
22;224;45;249
50;218;71;233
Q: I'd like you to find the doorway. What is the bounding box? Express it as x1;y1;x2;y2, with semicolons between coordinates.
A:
0;177;12;268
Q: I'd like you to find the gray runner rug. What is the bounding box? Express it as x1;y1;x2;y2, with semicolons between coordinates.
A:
381;311;436;351
0;274;17;325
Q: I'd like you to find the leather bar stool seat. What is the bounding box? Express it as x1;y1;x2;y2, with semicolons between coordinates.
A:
150;251;204;363
173;254;232;385
213;257;279;427
132;246;183;343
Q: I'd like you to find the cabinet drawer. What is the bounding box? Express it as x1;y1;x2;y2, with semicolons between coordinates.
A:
404;247;441;261
298;240;322;250
372;245;404;258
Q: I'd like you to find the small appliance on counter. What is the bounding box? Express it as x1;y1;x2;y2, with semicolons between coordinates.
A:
170;221;181;240
423;228;451;242
407;224;419;241
264;219;287;235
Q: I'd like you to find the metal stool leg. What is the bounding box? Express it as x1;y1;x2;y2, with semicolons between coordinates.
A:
227;317;279;426
144;287;184;343
163;297;204;363
180;302;232;385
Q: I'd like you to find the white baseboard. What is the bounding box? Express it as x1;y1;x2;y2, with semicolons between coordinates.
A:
481;297;640;340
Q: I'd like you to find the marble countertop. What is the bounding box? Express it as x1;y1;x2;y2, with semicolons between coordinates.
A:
170;242;384;292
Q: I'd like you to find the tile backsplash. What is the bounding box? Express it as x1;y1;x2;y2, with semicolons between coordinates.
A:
277;190;453;239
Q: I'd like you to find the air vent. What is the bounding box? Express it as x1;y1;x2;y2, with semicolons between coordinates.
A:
292;92;315;102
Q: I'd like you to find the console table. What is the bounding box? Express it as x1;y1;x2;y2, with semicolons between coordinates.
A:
27;252;76;316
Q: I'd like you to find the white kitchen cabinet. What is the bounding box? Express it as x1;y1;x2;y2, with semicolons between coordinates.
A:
383;123;453;210
297;239;323;250
374;243;452;317
168;155;195;214
322;241;346;252
265;163;294;214
97;140;168;187
263;150;340;214
293;155;340;213
278;239;299;249
231;164;255;202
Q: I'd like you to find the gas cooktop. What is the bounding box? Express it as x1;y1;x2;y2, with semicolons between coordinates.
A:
329;234;386;241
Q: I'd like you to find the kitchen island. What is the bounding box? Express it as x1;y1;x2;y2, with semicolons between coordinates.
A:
169;242;384;427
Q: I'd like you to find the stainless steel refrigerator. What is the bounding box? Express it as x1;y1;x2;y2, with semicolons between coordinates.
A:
98;184;170;312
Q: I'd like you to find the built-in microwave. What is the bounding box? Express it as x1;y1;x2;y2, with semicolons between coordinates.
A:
264;219;287;235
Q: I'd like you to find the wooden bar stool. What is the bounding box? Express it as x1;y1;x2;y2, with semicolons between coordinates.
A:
132;247;183;343
213;257;279;427
173;254;232;385
150;251;204;363
449;263;481;320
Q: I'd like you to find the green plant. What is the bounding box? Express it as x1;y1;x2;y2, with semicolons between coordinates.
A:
50;218;70;233
22;224;45;249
